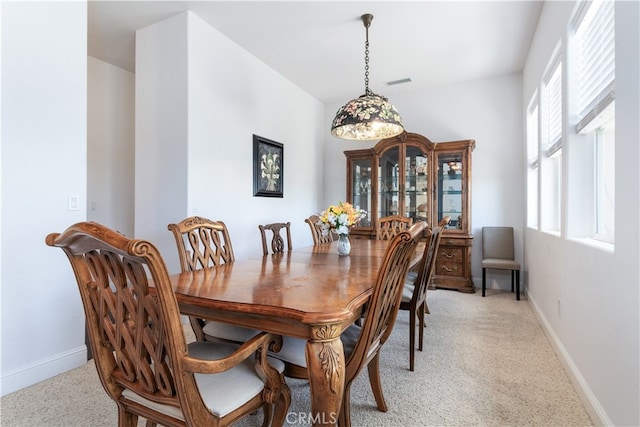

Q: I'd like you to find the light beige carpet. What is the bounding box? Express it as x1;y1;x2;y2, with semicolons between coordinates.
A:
0;289;593;426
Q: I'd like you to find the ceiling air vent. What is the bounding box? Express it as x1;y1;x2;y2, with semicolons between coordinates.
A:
386;78;412;86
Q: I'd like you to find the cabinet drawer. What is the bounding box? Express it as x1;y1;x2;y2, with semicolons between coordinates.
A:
437;261;465;277
437;247;463;262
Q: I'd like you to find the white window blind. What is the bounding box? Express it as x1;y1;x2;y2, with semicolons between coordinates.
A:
574;0;615;133
544;59;562;157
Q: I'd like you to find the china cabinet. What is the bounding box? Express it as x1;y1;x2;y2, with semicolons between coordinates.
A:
345;132;475;292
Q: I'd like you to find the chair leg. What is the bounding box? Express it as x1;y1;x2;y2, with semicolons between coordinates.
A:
409;307;416;371
418;302;425;353
367;353;388;413
339;380;354;427
516;270;521;300
270;379;291;427
482;268;486;297
261;403;272;427
511;270;515;292
189;316;206;342
117;407;138;427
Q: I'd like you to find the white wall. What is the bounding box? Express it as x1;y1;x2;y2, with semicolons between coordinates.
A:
523;1;640;425
1;1;88;395
323;73;525;290
134;12;190;272
87;57;135;236
135;11;325;271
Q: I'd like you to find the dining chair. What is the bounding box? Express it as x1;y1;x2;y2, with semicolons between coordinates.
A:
272;221;427;426
46;221;291;427
481;226;521;300
168;216;259;343
399;226;443;371
437;215;452;228
259;222;292;255
376;215;413;240
305;214;335;245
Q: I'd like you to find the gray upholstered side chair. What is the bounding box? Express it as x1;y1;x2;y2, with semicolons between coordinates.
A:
481;226;521;300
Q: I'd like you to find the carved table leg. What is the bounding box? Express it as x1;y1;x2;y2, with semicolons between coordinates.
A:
305;332;345;427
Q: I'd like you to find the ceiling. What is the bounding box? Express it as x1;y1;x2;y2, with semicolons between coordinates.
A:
88;1;543;105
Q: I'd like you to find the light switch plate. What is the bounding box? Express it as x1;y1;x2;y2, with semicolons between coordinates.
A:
68;194;80;211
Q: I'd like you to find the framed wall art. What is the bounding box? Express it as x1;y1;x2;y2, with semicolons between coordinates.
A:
253;135;283;197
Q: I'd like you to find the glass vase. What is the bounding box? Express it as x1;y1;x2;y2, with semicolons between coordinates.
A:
337;233;351;256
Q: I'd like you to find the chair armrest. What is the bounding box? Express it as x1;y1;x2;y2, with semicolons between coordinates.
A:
180;332;283;375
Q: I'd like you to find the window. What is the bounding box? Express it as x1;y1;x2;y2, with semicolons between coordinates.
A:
526;95;539;228
572;0;615;242
540;48;563;232
594;124;614;240
527;97;539;168
574;0;615;132
544;58;563;158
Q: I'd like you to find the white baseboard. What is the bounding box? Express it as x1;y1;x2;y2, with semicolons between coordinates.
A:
528;296;611;426
1;345;87;397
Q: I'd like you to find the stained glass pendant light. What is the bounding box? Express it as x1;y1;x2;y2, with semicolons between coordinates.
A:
331;14;404;141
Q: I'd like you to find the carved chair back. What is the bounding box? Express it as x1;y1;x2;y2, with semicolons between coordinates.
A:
259;222;292;256
376;215;413;240
305;214;335;245
414;226;443;306
167;216;235;272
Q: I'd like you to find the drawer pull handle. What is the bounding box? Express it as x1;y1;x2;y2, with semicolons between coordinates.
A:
442;252;456;259
442;265;459;272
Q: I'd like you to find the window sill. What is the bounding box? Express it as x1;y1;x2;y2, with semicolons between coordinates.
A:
567;236;614;253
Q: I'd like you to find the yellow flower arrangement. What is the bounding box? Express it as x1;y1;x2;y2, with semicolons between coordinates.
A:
318;201;367;235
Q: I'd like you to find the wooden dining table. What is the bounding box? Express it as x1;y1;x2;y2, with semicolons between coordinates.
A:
169;238;420;426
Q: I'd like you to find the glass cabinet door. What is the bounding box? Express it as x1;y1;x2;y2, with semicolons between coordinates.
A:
405;145;429;223
437;153;464;230
377;146;400;218
350;158;372;227
377;145;429;222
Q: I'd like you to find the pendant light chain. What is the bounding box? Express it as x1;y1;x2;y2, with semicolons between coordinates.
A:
364;23;370;95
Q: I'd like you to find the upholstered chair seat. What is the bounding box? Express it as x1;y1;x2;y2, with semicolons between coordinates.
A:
271;325;361;370
123;341;286;419
201;322;261;343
